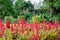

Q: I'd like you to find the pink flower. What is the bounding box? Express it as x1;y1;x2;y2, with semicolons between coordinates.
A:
0;34;3;38
11;25;13;32
21;18;26;33
35;22;39;38
22;18;26;25
0;23;2;28
48;21;51;30
13;28;17;34
14;22;16;26
30;23;34;31
43;22;47;31
22;18;26;28
0;19;2;23
12;22;18;34
0;23;4;38
6;21;11;28
54;22;58;32
34;36;39;40
0;19;3;28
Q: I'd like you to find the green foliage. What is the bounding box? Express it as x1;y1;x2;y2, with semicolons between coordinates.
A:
53;0;60;9
40;2;49;10
4;16;18;23
18;16;25;20
31;15;41;23
0;0;60;22
4;16;12;22
0;0;14;19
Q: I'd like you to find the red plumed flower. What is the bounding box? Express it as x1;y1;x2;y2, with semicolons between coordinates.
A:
35;22;39;36
0;19;2;23
30;23;34;31
48;21;51;30
0;23;4;38
54;22;58;32
43;22;47;31
34;36;39;40
6;21;11;28
21;18;26;33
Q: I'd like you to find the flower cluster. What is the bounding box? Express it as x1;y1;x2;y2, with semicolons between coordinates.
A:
0;18;60;40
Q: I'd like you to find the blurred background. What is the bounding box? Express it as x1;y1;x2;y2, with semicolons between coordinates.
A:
0;0;60;23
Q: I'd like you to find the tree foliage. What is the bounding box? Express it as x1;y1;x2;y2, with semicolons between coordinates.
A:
0;0;60;21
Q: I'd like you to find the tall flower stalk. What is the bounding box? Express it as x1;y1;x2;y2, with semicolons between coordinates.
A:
21;18;26;33
34;22;39;40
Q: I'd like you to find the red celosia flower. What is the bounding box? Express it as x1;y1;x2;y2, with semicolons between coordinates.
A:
20;29;24;33
0;19;4;28
21;18;26;33
10;24;13;32
0;28;4;38
54;22;58;32
6;21;11;29
43;22;47;31
14;22;16;26
13;28;17;34
0;19;2;23
0;22;4;38
22;18;26;28
22;18;26;25
34;36;39;40
48;21;51;30
12;22;18;34
35;22;39;40
30;23;34;32
35;22;39;36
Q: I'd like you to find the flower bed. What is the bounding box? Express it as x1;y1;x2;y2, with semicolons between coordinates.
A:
0;18;60;40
